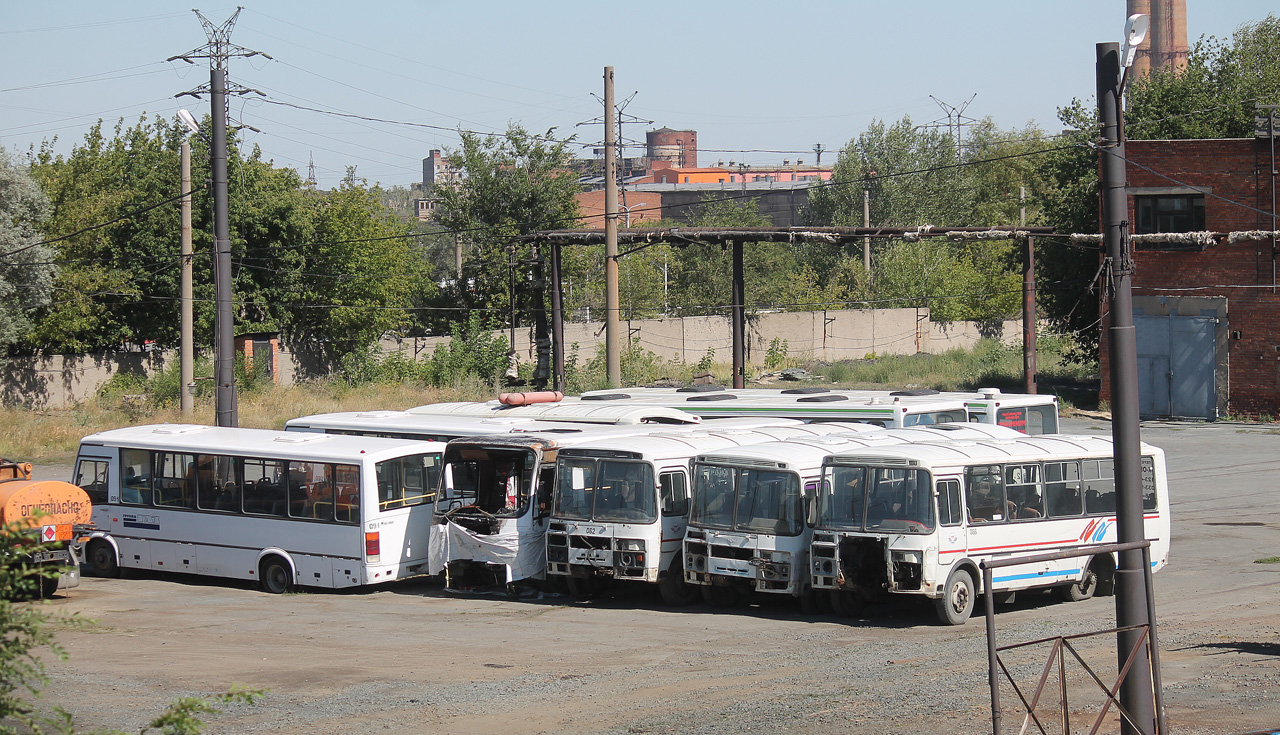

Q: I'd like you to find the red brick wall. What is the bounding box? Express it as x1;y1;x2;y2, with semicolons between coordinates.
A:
1099;138;1280;417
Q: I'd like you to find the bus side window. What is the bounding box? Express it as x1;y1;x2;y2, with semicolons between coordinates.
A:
1141;457;1158;511
937;480;962;526
75;459;110;505
965;466;1005;523
660;472;688;516
1044;461;1083;517
1083;459;1116;515
121;449;152;505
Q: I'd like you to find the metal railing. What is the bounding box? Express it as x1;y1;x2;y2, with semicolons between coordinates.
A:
981;541;1165;735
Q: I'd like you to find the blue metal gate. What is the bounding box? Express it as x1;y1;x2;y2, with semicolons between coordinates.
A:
1135;314;1217;419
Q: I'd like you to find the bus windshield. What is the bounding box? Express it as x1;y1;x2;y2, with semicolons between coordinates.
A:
691;464;804;536
554;458;657;523
816;466;933;533
443;447;535;518
903;410;965;427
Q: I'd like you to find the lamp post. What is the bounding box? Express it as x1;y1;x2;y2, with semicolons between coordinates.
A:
620;202;648;228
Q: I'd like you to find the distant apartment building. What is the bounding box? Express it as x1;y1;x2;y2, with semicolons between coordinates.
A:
413;149;462;221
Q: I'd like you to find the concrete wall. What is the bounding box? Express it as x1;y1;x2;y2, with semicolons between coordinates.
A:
383;308;1019;370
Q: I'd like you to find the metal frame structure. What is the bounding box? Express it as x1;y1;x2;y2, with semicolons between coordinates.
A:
981;541;1166;735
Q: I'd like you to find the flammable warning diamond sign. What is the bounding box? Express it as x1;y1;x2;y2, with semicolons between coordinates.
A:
41;525;56;542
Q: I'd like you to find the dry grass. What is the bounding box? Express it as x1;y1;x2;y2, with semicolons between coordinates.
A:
0;380;493;465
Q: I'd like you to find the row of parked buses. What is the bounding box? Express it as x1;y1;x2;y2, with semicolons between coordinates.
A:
71;389;1169;624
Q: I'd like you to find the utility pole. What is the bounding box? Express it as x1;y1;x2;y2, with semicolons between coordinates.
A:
1021;185;1037;394
731;241;745;389
604;66;621;386
862;188;871;275
1098;41;1156;735
812;143;825;166
170;8;269;427
180;143;194;417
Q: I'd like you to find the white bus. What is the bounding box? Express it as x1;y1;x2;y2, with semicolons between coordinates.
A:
429;421;765;591
811;435;1170;624
284;410;687;442
74;424;444;593
577;386;1059;434
683;424;1029;609
546;422;883;604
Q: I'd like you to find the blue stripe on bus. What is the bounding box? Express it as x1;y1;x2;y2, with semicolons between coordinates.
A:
993;568;1081;583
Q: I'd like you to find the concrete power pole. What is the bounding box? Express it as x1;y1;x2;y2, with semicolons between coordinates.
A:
604;66;621;387
1021;185;1037;394
862;188;871;274
1098;41;1157;735
180;143;194;417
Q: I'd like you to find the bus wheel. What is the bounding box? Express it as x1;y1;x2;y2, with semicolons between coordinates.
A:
87;540;120;578
830;590;865;618
936;569;975;625
260;557;293;594
658;556;699;606
701;584;739;608
1060;562;1099;602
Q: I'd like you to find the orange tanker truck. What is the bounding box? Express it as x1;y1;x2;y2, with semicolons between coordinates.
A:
0;458;93;597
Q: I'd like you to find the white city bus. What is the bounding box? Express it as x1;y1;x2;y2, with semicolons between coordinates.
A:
811;435;1170;624
74;424;444;593
683;424;1029;609
546;422;883;604
578;386;1059;434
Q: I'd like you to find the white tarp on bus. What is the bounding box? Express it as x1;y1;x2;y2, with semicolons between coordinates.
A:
428;520;546;582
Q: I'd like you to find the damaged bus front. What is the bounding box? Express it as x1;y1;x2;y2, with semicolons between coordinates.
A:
547;424;875;605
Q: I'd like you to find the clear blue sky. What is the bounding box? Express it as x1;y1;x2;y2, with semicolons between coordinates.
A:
1;1;1274;190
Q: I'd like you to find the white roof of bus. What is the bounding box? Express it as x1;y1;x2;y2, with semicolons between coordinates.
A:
824;434;1162;468
405;401;700;425
577;386;1057;411
79;424;444;463
694;433;914;472
554;422;881;463
567;390;970;415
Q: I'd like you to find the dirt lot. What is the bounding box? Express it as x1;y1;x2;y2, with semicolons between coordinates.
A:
32;419;1280;734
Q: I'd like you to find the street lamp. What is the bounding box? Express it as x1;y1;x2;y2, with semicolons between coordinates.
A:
620;201;648;228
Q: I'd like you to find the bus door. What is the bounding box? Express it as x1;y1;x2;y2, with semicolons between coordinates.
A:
934;477;968;578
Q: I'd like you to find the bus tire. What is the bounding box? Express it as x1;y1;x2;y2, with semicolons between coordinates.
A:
260;557;293;594
830;590;864;618
87;540;120;578
566;574;609;600
936;568;976;625
701;583;739;608
1060;561;1099;602
658;555;699;606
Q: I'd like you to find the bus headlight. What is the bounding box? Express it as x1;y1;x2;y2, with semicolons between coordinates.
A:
616;539;645;553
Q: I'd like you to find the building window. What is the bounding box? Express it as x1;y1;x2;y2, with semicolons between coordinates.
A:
1135;195;1205;234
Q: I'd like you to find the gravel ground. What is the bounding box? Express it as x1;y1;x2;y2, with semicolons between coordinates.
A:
30;418;1280;734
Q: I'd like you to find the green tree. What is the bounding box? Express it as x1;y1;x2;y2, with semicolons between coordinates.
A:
429;124;581;328
0;148;56;356
1126;14;1280;140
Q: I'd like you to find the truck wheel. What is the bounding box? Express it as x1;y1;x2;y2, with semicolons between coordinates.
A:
260;557;293;594
38;573;59;599
87;540;120;578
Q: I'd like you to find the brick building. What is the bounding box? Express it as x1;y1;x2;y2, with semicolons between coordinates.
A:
1099;137;1280;419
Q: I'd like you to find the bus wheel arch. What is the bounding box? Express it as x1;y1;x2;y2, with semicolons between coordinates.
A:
86;537;120;578
257;552;295;594
936;566;977;625
658;553;699;606
1062;555;1112;602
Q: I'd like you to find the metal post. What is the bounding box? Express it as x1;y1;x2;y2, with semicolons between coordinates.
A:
1022;186;1037;394
180;142;194;417
211;67;237;427
983;565;1001;735
604;66;621;387
550;243;565;392
1098;41;1156;735
731;240;745;389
